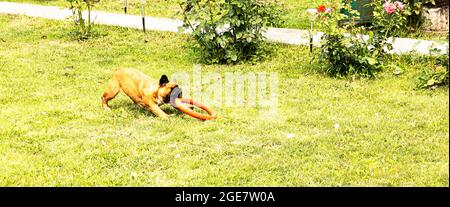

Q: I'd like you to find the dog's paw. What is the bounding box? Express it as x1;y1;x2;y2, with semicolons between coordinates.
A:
103;107;112;112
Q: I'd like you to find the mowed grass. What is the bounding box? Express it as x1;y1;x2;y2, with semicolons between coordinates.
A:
0;15;448;186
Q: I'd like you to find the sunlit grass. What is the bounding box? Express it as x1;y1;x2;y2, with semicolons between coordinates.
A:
0;14;448;186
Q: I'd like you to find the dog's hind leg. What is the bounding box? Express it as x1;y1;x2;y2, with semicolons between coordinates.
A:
102;79;120;111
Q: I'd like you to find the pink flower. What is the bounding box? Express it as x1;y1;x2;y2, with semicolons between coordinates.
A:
383;1;397;14
394;1;404;11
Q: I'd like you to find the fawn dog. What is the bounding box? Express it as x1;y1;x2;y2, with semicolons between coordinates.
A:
101;68;180;118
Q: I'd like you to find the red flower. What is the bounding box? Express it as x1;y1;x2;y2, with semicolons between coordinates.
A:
317;5;326;13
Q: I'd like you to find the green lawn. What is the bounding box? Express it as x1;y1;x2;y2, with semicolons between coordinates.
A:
0;14;448;186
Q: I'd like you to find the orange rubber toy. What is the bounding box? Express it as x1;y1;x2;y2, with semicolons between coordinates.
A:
174;98;216;121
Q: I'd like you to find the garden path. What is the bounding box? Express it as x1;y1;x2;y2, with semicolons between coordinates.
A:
0;1;447;55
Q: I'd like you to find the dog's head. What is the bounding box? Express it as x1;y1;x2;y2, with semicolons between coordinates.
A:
158;75;182;106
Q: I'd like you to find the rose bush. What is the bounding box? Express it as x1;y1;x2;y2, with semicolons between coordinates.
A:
373;1;409;39
315;0;409;78
179;0;283;64
315;0;382;78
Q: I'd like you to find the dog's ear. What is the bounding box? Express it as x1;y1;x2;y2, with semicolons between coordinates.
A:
159;75;169;85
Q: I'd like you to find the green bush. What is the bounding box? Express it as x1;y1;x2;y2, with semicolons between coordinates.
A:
371;0;409;38
417;48;449;89
319;33;381;77
67;0;99;40
179;0;283;64
315;0;381;78
315;1;413;78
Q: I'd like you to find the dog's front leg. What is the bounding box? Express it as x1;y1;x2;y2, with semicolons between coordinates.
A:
147;104;169;118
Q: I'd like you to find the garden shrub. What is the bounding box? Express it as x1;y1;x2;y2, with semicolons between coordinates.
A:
67;0;99;40
315;0;382;78
179;0;283;64
315;0;408;78
416;48;449;89
371;0;409;38
319;33;381;78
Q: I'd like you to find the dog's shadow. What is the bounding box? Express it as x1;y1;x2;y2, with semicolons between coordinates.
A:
122;102;184;117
